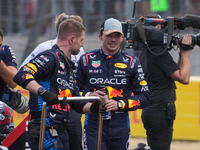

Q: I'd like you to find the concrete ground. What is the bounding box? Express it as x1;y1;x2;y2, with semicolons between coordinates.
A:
129;137;200;150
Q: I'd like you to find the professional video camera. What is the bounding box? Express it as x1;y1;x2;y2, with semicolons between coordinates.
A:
0;86;29;114
121;2;200;54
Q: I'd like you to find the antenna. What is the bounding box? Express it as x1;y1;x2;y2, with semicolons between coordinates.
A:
132;0;137;23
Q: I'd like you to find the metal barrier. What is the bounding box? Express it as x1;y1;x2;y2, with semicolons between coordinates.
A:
39;96;105;150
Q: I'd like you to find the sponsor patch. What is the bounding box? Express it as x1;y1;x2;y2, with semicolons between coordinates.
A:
107;86;123;99
22;74;34;80
140;80;147;86
24;66;35;74
60;62;65;69
89;69;103;73
40;55;49;62
114;63;127;69
128;99;140;108
58;88;72;97
27;63;37;72
92;61;101;68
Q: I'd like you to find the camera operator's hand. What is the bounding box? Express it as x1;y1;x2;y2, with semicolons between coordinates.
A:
40;90;59;106
177;34;194;51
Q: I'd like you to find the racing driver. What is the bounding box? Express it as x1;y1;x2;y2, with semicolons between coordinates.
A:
76;18;150;150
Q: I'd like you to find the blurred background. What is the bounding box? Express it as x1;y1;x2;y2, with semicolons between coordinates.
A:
1;0;200;76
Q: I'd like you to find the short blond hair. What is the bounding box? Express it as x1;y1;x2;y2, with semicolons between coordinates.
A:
55;13;83;33
58;19;86;41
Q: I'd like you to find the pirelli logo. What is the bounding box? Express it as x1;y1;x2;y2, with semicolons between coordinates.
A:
114;63;127;69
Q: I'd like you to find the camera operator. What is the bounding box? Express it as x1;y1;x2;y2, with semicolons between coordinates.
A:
138;14;194;150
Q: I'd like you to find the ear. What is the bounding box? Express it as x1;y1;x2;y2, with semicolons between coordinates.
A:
99;32;102;40
120;35;124;42
69;36;75;45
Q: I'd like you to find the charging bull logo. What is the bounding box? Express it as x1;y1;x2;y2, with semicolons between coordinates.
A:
58;88;72;97
128;99;141;109
52;88;71;112
22;73;34;80
107;86;123;99
106;55;113;59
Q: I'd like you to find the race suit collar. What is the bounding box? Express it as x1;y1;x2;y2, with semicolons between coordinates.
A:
53;44;76;71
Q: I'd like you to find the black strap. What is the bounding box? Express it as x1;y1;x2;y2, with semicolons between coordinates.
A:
30;111;42;120
52;124;67;132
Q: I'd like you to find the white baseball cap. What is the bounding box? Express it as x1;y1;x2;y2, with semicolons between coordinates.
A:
100;18;124;36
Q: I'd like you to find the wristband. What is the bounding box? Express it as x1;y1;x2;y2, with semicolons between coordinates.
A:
37;87;46;96
117;100;125;110
118;101;123;109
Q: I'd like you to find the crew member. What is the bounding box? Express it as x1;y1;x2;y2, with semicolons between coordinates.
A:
19;13;85;150
13;19;98;150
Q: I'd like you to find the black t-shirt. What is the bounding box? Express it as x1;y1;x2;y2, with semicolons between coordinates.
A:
139;47;179;108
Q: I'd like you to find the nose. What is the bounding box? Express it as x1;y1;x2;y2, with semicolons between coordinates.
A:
110;35;117;41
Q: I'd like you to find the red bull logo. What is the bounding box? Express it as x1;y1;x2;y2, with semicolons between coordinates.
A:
128;99;141;109
22;74;34;80
106;55;113;59
107;86;123;99
58;88;72;97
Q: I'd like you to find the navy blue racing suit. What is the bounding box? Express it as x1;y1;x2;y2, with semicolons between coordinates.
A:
0;45;17;95
0;45;17;133
76;48;150;150
13;45;87;150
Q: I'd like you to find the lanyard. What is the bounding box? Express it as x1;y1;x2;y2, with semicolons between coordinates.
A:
59;50;73;74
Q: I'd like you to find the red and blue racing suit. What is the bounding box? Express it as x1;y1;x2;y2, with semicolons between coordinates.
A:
76;48;150;150
14;45;86;150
